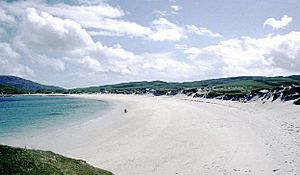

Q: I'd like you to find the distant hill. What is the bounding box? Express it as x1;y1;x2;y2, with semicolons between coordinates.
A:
0;75;64;94
71;75;300;93
1;75;300;102
288;75;300;80
0;144;113;175
0;84;27;94
69;75;300;105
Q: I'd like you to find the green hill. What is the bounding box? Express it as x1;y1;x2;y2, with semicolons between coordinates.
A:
0;84;26;94
1;75;300;96
70;75;300;94
0;144;113;175
0;75;64;94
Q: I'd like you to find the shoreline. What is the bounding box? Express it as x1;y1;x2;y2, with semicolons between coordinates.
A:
1;94;300;175
0;95;117;143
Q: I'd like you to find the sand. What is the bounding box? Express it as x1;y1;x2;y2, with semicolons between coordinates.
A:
1;94;300;175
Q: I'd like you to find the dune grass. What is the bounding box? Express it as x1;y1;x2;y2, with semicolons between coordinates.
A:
0;144;113;175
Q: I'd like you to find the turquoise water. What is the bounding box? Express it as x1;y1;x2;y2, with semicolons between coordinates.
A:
0;95;110;138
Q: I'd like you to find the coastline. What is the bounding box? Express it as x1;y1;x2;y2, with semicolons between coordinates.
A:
0;94;117;143
1;94;300;175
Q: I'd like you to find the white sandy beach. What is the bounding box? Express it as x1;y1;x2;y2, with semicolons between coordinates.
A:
2;94;300;175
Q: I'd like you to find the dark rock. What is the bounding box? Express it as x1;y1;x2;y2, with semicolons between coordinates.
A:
153;90;168;96
167;90;179;96
294;98;300;105
272;92;281;101
284;94;300;101
182;88;198;96
193;93;205;98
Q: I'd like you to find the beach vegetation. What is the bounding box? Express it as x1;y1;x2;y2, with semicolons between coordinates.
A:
0;144;113;175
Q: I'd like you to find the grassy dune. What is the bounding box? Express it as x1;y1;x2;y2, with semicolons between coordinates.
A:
0;144;113;175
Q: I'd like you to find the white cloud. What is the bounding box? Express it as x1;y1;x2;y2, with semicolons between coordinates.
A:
149;18;186;41
178;31;300;76
175;44;202;60
15;7;93;57
143;53;189;72
153;4;182;16
264;15;292;29
14;8;142;75
153;10;168;17
47;3;124;19
39;3;150;37
186;25;222;38
0;42;19;59
1;1;124;19
136;53;193;80
0;8;16;24
1;1;149;38
88;30;124;37
1;1;186;42
0;42;34;77
69;14;184;41
170;5;181;11
42;2;151;38
87;18;152;38
33;55;65;71
77;56;103;72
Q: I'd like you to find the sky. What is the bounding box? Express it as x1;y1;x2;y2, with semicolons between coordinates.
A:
0;0;300;88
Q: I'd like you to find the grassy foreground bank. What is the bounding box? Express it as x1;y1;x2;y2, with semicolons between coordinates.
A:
0;144;113;175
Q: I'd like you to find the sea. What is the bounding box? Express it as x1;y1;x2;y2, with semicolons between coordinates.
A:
0;95;111;138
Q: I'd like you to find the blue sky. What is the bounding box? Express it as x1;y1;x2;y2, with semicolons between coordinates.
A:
0;0;300;88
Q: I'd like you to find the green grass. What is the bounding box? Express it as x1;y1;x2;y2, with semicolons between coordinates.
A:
214;80;273;89
256;77;300;86
209;89;250;96
71;76;300;94
0;144;113;175
0;84;27;94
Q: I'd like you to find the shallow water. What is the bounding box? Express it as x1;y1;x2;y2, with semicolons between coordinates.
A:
0;95;110;138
